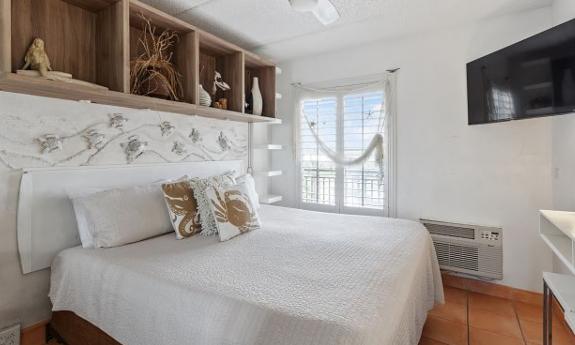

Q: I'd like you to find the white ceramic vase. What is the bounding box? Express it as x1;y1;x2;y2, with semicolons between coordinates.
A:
251;77;263;116
199;84;212;107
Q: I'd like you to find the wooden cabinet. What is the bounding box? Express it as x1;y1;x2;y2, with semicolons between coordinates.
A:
0;0;279;124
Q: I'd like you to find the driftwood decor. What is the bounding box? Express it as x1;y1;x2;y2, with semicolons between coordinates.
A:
130;15;182;101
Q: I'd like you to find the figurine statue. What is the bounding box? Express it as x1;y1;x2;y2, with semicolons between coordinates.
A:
18;37;109;90
212;71;231;95
22;38;52;78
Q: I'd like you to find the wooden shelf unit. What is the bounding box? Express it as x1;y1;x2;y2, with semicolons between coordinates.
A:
10;0;129;92
245;53;276;117
199;37;244;113
0;0;278;123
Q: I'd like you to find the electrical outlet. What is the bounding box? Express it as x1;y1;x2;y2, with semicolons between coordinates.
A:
0;325;20;345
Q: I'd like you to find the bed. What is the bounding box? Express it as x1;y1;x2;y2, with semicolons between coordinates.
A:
17;162;443;345
49;205;443;345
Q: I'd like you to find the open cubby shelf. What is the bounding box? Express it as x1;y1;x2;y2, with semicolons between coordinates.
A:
0;0;278;124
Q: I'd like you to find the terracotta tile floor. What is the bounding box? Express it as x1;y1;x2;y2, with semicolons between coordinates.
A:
420;287;575;345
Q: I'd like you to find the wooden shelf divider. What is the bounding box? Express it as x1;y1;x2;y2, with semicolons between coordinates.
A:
96;0;130;92
175;30;200;104
0;0;10;73
2;0;279;124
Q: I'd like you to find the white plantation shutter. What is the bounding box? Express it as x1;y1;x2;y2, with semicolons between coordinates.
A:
299;90;386;214
300;97;337;205
343;91;385;209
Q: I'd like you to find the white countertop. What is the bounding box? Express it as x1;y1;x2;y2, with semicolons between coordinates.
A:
540;210;575;241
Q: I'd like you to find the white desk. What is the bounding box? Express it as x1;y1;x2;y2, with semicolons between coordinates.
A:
543;273;575;345
539;210;575;344
539;210;575;275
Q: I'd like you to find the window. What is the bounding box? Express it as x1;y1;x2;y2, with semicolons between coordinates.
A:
300;97;337;205
299;90;390;215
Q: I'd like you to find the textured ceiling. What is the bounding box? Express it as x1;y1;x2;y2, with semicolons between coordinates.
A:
140;0;553;61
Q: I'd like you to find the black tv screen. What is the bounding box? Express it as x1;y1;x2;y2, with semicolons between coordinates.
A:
467;18;575;125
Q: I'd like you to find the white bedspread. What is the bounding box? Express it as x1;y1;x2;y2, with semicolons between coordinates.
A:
50;205;443;345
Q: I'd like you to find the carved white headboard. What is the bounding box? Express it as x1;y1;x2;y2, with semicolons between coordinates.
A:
17;160;243;274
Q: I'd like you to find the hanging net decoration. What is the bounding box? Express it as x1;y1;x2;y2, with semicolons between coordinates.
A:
292;72;396;185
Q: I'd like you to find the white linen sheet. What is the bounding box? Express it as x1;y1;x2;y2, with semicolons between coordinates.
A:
50;205;444;345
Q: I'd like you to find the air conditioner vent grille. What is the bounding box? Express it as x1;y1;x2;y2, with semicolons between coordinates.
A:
423;222;475;239
423;218;503;280
433;242;479;271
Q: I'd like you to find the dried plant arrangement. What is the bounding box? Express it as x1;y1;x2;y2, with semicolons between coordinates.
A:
130;15;182;101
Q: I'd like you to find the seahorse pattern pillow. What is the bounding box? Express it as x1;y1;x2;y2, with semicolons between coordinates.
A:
189;171;236;236
161;177;202;239
206;180;261;242
71;184;173;248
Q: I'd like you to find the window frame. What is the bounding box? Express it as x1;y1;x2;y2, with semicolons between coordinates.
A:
296;86;396;218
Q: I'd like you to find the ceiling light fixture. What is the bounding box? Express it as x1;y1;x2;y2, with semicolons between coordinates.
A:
289;0;340;26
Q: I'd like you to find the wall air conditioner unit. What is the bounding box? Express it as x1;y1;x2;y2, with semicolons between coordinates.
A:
421;219;503;280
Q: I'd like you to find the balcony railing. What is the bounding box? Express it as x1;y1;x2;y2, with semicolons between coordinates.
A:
302;169;384;208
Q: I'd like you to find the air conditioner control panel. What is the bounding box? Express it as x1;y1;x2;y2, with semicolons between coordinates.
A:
478;228;502;245
481;231;500;241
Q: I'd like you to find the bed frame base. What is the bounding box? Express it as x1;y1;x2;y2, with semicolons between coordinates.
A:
50;311;121;345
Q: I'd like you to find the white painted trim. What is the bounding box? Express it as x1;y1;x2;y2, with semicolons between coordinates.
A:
17;172;33;274
385;72;398;218
17;160;243;173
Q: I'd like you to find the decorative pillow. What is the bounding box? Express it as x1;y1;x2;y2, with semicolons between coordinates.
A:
189;171;236;236
206;181;261;242
161;177;202;239
235;173;260;210
71;184;173;248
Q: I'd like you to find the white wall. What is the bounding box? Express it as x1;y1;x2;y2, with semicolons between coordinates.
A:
550;0;575;274
0;92;248;329
273;7;557;291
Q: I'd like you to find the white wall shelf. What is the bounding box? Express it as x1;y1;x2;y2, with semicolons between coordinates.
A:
539;210;575;275
255;144;283;150
255;170;282;177
260;194;283;204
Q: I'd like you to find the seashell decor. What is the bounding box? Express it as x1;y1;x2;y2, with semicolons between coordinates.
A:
0;92;247;171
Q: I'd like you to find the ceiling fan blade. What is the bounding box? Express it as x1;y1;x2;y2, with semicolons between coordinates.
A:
289;0;340;25
289;0;319;12
312;0;340;25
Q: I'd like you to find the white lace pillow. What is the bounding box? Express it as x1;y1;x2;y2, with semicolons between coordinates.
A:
189;171;236;236
206;181;261;242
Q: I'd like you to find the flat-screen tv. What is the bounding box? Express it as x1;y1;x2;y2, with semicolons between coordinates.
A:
467;18;575;125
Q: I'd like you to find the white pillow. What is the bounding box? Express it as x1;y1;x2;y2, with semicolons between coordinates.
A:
235;173;260;210
71;198;96;248
69;187;106;248
71;184;173;248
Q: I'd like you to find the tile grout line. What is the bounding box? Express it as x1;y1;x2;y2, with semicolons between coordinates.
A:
512;300;528;345
466;291;470;345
